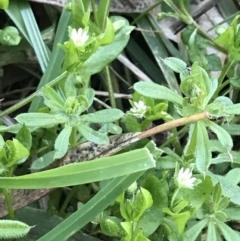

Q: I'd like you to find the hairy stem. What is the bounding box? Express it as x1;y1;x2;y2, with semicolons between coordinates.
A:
2;189;15;219
104;66;116;108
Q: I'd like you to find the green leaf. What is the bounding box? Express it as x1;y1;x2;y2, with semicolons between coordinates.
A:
189;176;213;209
213;183;222;206
121;114;142;132
209;172;240;205
16;124;32;150
43;86;65;113
224;103;240;115
3;139;29;167
16;207;102;240
97;18;115;45
186;121;211;174
206;220;218;241
64;73;78;97
214;15;240;61
0;134;4;149
230;77;240;89
225;207;240;221
188;29;209;71
12;138;29;165
120;221;131;238
54;125;72;159
181;26;210;49
216;219;240;241
30;151;55;170
36;173;146;241
185;218;208;241
0;0;8;9
0;26;21;45
96;0;111;31
162;208;191;234
133;229;150;241
217;197;230;211
211;151;240;165
77;19;134;76
29;7;71;111
205;77;218;106
206;120;233;151
15;113;66;127
180;62;211;108
120;186;153;222
100;214;125;238
158;12;180;21
78;124;109;144
18;0;50;72
206;54;222;71
0;148;155;189
225;168;240;185
80;87;95;108
142;173;168;209
81;109;124;123
134;82;183;106
0;220;31;239
65;96;88;115
161;57;189;80
215;211;227;222
137;207;164;237
101;123;122;135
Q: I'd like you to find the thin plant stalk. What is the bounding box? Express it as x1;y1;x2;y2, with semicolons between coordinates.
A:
104;66;117;109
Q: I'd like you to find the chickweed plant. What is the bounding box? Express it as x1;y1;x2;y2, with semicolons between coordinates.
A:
0;0;240;240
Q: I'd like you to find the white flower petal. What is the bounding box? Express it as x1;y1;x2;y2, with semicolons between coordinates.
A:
70;28;89;47
129;101;147;119
177;168;196;189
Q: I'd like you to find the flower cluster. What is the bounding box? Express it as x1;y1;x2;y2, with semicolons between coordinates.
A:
129;101;147;119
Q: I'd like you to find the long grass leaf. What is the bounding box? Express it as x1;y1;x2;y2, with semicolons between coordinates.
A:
18;0;50;72
0;148;155;189
5;0;30;42
37;172;145;240
136;16;181;93
29;7;71;112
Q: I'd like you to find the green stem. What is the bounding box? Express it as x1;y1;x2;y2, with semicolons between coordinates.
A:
164;0;183;15
160;125;188;148
91;0;99;28
69;127;77;147
218;59;234;85
171;128;182;156
191;20;227;53
214;79;230;98
131;0;163;25
2;189;15;219
104;66;116;108
170;187;180;208
59;187;78;217
0;71;68;118
212;59;234;99
163;0;227;54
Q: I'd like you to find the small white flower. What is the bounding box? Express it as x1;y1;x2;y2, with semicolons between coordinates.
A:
129;101;147;118
70;28;89;47
177;168;196;189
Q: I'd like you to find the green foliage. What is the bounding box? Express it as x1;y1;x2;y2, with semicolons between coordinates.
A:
0;26;21;45
214;15;240;61
0;220;31;239
0;0;8;9
2;0;240;240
